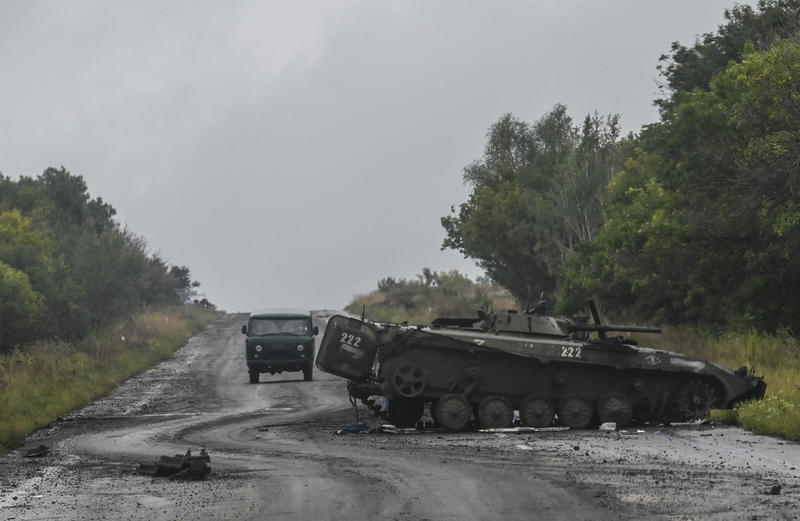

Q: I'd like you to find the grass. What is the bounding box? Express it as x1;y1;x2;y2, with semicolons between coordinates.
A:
0;304;221;454
348;280;519;326
638;328;800;441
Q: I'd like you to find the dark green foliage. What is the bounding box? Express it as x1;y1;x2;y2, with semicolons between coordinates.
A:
656;0;800;110
445;2;800;333
0;167;200;350
441;106;626;303
563;36;800;331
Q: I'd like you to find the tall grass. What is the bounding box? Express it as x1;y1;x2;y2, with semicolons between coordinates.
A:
0;305;220;454
639;328;800;440
348;280;519;325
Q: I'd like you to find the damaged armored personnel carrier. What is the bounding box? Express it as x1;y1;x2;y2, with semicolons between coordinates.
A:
316;303;766;430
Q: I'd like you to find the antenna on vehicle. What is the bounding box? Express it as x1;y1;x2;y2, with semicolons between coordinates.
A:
588;300;607;339
361;304;366;322
524;285;531;313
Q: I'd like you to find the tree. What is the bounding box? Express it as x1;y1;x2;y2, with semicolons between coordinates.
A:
0;262;43;350
563;37;800;330
656;0;800;109
0;167;206;347
442;106;625;303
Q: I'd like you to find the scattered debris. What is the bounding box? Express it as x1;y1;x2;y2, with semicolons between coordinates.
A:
137;449;210;480
765;484;782;495
336;423;574;435
599;422;617;431
379;425;420;434
478;426;570;434
336;422;369;434
335;423;422;434
22;445;50;458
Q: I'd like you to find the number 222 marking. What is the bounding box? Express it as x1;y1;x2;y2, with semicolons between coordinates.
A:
340;332;362;347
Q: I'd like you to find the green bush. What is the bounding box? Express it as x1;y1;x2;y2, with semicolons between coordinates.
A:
734;392;800;441
0;305;220;453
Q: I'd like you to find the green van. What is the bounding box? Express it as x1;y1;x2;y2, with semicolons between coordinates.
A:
241;310;318;383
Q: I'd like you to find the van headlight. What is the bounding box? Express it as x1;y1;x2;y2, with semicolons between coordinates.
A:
296;344;305;352
255;345;263;352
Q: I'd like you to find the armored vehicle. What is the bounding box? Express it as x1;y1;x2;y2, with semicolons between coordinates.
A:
316;303;766;430
242;310;318;383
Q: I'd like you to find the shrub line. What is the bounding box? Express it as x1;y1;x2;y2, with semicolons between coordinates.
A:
0;305;220;454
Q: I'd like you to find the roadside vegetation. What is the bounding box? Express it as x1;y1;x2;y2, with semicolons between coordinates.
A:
438;1;800;440
0;167;218;454
443;2;800;332
0;167;203;352
346;268;518;325
639;328;800;441
0;304;220;454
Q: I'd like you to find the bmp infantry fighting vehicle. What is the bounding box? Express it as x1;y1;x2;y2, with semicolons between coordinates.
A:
316;303;766;430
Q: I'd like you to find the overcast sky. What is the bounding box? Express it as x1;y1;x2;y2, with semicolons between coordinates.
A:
0;0;752;311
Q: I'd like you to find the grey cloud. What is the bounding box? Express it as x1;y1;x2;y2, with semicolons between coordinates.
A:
0;0;751;310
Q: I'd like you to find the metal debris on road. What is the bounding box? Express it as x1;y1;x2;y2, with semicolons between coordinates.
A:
478;426;570;434
22;444;49;458
137;449;211;480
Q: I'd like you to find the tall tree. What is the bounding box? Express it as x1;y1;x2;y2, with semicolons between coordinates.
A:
0;168;202;350
656;0;800;109
563;37;800;330
442;106;624;303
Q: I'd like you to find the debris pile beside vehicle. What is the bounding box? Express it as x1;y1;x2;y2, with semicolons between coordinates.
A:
137;449;210;480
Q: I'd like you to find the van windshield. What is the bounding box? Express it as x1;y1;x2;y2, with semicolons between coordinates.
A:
249;318;310;336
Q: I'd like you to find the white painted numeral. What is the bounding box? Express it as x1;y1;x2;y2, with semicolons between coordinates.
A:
339;332;362;347
560;346;582;358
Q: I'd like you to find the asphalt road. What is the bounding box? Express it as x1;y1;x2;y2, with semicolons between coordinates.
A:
0;313;797;520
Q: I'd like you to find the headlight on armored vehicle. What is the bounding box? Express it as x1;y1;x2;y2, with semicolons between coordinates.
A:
255;345;263;352
296;344;305;352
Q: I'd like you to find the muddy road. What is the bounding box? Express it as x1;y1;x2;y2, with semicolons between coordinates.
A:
1;314;797;520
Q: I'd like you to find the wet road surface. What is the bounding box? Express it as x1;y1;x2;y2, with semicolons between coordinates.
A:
0;313;797;520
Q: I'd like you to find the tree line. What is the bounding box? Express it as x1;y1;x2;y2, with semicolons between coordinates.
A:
0;167;199;351
443;0;800;331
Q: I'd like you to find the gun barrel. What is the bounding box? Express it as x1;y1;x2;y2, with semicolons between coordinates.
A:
577;324;662;334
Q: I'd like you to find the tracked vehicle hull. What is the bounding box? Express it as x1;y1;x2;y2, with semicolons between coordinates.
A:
317;310;766;430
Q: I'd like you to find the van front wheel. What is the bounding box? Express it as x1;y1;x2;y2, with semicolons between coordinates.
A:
248;370;259;384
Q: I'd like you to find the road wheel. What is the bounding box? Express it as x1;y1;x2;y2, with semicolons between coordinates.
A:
387;398;424;428
557;396;593;429
676;380;716;421
519;395;555;428
596;393;633;427
433;394;472;432
248;370;259;384
303;363;313;382
390;364;426;398
477;395;514;429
